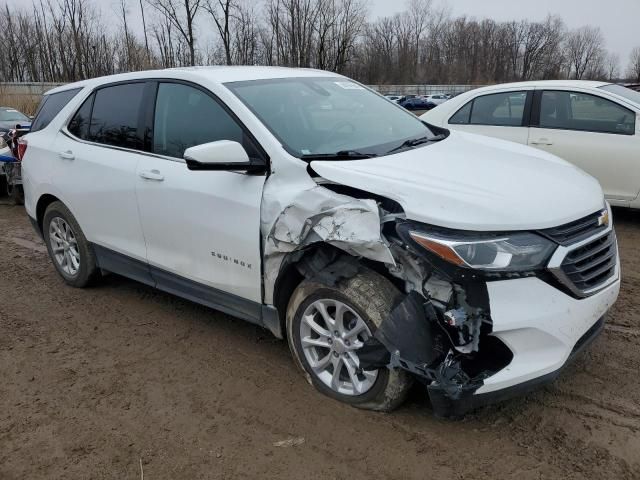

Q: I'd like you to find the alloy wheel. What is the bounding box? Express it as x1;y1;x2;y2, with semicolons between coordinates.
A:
299;298;378;396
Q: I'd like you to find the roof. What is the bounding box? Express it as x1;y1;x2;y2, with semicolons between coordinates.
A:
472;80;610;93
45;66;342;95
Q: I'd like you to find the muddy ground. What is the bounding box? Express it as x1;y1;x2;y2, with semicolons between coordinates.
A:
1;201;639;479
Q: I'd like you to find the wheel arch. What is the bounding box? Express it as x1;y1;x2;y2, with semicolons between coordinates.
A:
271;243;404;337
35;193;63;235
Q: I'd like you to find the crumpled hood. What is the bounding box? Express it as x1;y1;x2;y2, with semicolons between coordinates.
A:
311;131;605;231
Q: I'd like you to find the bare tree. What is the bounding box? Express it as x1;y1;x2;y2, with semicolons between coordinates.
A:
604;52;620;81
628;47;640;82
565;26;605;80
146;0;203;66
204;0;235;65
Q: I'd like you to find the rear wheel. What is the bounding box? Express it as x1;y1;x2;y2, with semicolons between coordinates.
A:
286;268;412;411
43;201;99;287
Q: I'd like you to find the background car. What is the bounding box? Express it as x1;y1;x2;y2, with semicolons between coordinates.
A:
422;81;640;208
384;94;402;103
0;107;31;134
398;96;436;111
422;94;449;106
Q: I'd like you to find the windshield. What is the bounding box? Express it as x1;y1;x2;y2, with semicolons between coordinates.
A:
0;109;29;122
226;77;436;158
599;84;640;106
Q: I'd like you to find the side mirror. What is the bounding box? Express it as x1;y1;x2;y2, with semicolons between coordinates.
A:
183;140;264;173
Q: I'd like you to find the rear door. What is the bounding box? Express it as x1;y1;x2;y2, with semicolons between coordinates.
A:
447;90;533;144
52;82;150;271
529;90;640;202
135;81;266;304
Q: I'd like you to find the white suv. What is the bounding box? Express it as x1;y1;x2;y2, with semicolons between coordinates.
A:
22;67;620;416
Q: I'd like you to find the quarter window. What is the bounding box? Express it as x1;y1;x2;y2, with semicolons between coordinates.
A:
540;91;635;135
31;88;82;132
68;94;94;140
153;82;244;159
449;101;472;124
88;83;145;150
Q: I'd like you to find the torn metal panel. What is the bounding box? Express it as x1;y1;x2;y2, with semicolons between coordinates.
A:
261;184;395;304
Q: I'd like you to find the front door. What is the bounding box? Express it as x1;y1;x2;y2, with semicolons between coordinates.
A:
135;81;266;304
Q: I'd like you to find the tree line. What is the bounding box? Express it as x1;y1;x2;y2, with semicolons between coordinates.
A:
2;0;639;85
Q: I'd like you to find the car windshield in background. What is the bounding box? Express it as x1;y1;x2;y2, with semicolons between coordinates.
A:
226;77;437;158
599;84;640;106
0;108;29;122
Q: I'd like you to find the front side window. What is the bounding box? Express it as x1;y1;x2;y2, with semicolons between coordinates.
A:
152;82;245;158
88;83;145;149
31;88;82;132
226;77;436;158
540;91;635;135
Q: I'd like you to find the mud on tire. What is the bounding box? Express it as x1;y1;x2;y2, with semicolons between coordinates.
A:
286;267;412;412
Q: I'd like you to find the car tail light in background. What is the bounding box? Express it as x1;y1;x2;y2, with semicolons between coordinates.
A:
17;138;28;161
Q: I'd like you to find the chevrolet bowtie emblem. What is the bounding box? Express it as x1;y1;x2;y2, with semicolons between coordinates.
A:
598;210;609;228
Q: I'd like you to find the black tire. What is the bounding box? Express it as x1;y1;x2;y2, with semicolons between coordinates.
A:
42;201;99;287
286;268;412;412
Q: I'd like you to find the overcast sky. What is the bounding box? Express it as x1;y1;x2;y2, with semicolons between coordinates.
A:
371;0;638;71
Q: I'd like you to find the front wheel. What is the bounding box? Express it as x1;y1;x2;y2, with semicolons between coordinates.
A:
286;268;412;411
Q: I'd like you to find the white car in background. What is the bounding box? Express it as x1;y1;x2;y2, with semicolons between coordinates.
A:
422;94;449;106
422;81;640;208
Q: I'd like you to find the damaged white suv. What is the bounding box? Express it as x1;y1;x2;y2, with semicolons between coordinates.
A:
22;67;620;416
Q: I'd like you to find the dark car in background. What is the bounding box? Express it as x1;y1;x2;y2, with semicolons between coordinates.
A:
398;96;436;111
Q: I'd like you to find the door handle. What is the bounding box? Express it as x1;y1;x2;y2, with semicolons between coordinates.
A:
58;150;75;160
138;169;164;181
530;139;553;146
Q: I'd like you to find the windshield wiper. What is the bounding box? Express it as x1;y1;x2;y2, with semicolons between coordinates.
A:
300;150;378;161
386;134;447;155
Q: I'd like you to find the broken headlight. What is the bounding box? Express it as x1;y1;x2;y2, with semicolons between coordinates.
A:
409;230;556;272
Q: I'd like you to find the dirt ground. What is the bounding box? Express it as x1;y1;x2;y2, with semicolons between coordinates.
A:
1;201;639;480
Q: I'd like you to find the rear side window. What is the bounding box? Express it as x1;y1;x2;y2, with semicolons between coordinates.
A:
88;83;145;150
31;88;82;132
153;82;244;158
450;91;527;126
540;91;635;135
470;92;527;126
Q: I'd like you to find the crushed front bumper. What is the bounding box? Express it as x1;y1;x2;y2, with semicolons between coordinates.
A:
428;271;620;417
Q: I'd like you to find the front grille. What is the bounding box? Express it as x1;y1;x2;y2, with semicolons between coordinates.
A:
540;210;606;245
559;231;617;294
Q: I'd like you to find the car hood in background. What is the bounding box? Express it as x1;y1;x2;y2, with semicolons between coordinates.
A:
0;120;31;131
310;131;604;231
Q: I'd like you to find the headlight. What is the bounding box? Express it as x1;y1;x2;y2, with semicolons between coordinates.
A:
409;230;556;271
